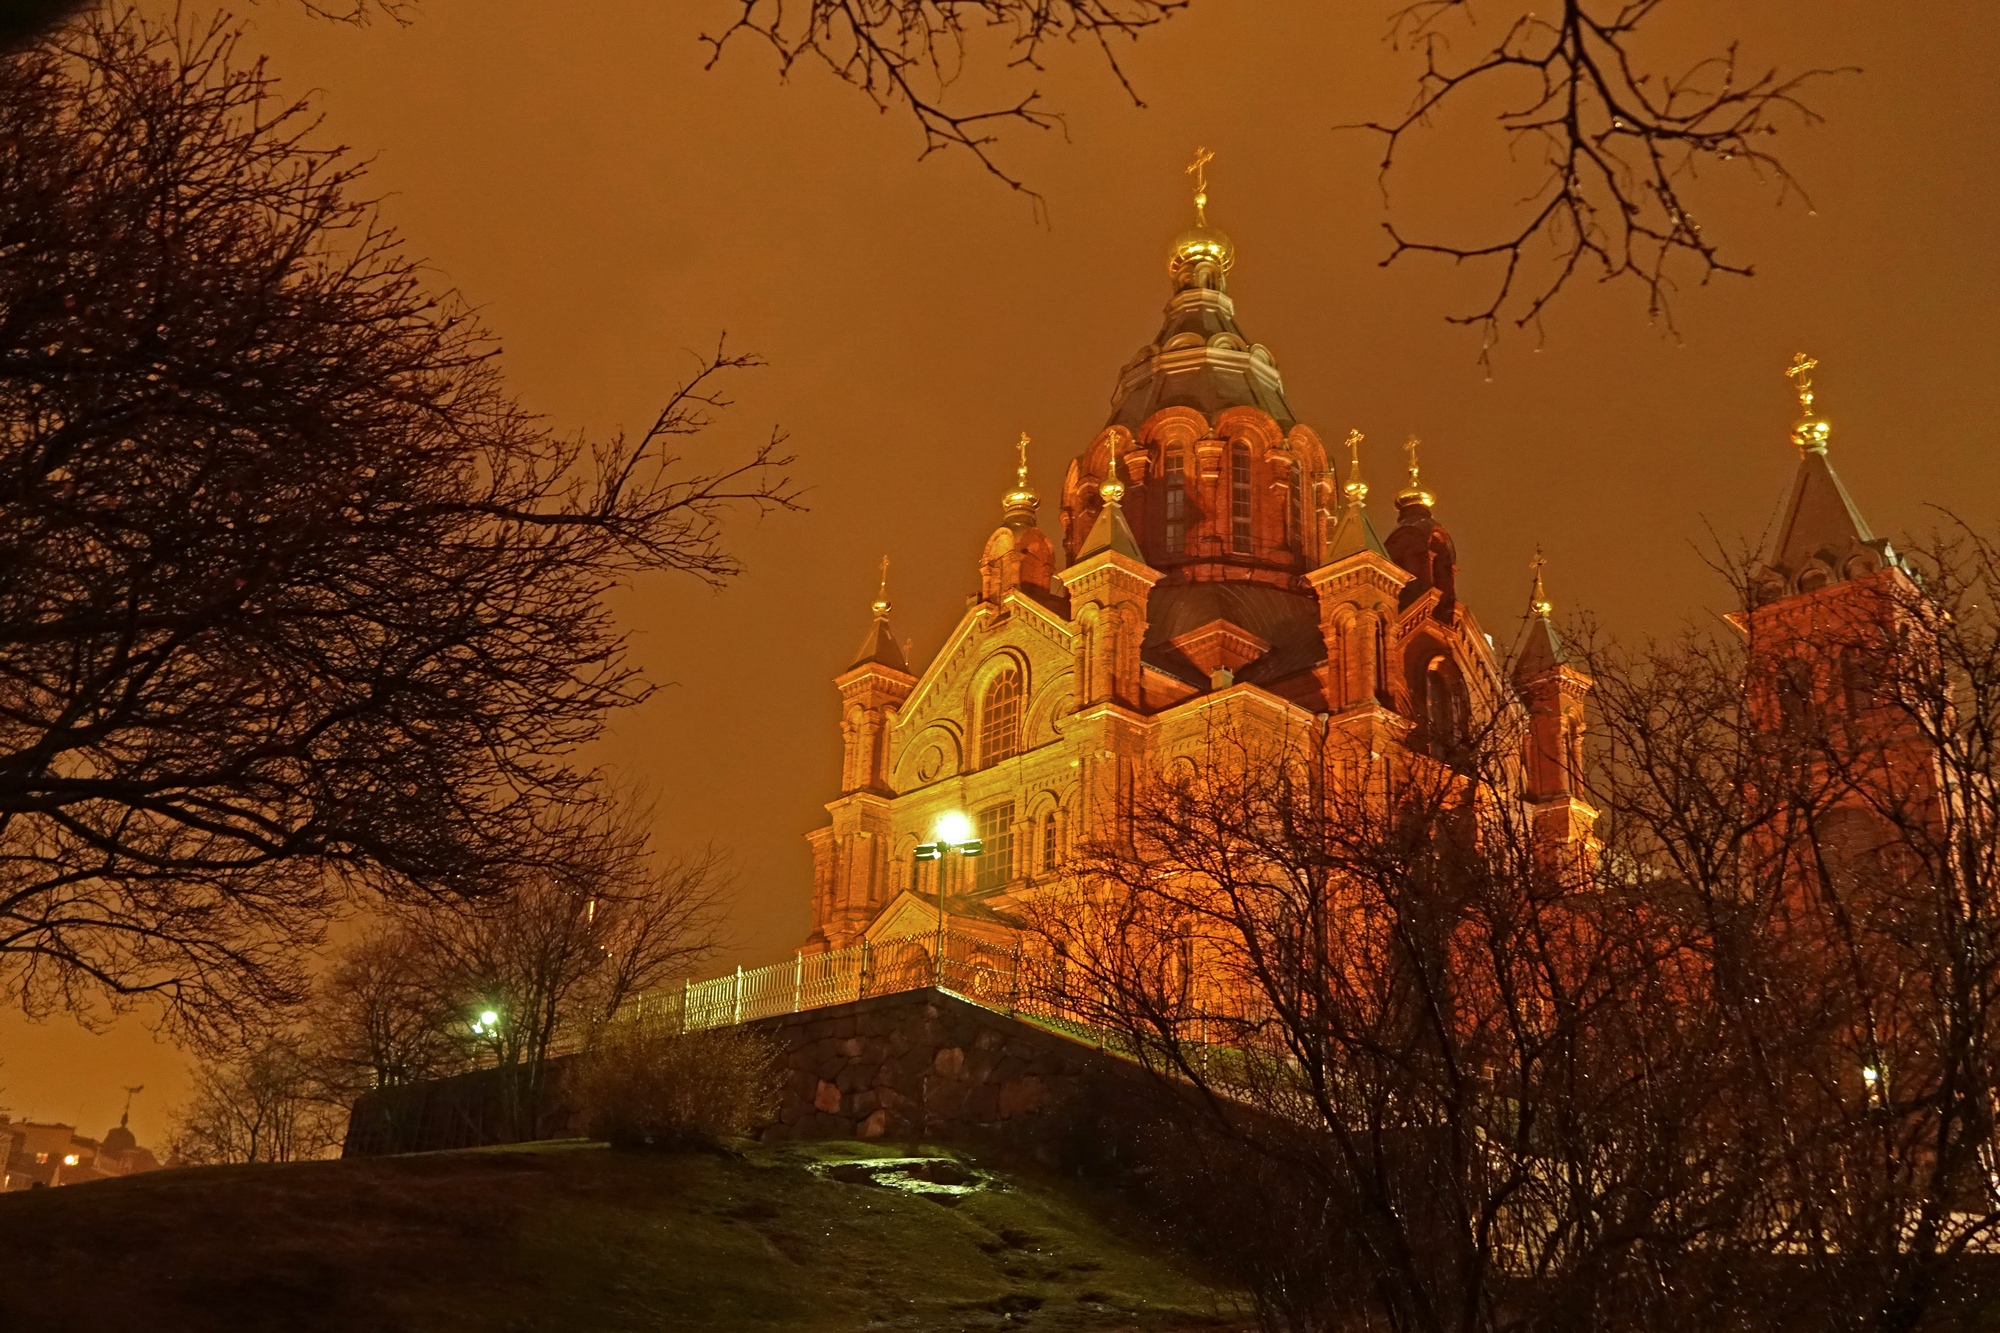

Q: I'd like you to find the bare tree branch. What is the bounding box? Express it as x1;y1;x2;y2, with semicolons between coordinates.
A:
1352;1;1851;361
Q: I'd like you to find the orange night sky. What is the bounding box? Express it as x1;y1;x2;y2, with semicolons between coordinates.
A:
3;0;1995;1150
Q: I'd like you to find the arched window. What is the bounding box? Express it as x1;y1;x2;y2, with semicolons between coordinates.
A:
1164;450;1187;555
975;801;1016;891
1040;809;1059;873
1230;441;1253;553
980;668;1022;766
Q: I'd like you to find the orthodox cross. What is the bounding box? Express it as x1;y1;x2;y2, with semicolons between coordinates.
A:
872;555;891;617
1187;145;1214;220
1016;431;1031;486
1342;428;1367;505
1530;548;1551;616
1786;352;1818;415
1403;434;1423;487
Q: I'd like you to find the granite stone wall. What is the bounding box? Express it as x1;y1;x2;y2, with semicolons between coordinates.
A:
344;987;1161;1161
754;989;1156;1160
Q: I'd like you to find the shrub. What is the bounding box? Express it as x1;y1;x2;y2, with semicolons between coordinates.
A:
570;1011;782;1150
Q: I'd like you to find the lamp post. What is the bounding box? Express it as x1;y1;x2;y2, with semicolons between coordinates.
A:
913;812;982;988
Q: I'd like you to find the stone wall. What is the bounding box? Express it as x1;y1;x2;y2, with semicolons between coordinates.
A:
755;989;1159;1164
345;987;1163;1162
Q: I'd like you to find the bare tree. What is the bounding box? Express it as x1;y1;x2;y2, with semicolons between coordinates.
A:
1580;525;2000;1333
0;11;796;1042
702;0;1186;205
314;924;468;1100
390;796;729;1138
168;1031;346;1165
1358;2;1847;356
697;2;1838;346
1029;716;1764;1333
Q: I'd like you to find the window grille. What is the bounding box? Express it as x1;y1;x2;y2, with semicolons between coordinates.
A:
975;802;1015;891
1231;441;1252;553
980;669;1022;766
1164;452;1187;554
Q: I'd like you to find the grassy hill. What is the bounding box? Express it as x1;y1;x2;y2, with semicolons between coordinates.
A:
0;1140;1247;1332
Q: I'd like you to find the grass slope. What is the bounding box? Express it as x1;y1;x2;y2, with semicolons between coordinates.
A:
0;1140;1246;1333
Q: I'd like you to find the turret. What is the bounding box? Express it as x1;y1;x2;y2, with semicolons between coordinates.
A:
1384;436;1459;620
1057;437;1161;709
1509;557;1597;858
1308;430;1412;711
835;559;915;796
980;433;1056;604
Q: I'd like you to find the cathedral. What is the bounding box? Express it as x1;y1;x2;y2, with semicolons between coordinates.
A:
803;168;1893;956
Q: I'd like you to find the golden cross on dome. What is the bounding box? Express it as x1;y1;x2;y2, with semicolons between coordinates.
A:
1342;428;1367;505
1016;431;1031;485
1530;548;1552;617
1402;435;1421;482
1100;431;1125;503
1786;352;1818;415
1186;145;1214;222
872;555;891;618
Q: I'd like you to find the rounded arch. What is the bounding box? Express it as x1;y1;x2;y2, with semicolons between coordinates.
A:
894;722;962;789
971;650;1031;769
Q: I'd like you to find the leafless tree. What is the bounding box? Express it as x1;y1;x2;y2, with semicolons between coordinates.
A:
698;2;1838;346
389;795;729;1138
702;0;1186;205
1357;2;1847;357
1580;525;2000;1333
0;10;796;1043
313;924;468;1100
1029;714;1766;1333
168;1031;346;1165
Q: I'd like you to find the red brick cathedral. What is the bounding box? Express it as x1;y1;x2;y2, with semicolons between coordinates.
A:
804;177;1887;954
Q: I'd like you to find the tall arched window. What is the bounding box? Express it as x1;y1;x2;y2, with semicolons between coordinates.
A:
1040;809;1059;873
1230;441;1253;553
980;668;1022;766
1164;450;1187;555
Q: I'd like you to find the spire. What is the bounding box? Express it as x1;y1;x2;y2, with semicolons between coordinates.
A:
1513;549;1568;681
1396;435;1436;511
1078;432;1146;562
849;556;911;672
1756;353;1900;602
1323;428;1389;561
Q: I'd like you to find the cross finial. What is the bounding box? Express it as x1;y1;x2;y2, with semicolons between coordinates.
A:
1100;431;1125;504
1342;428;1367;506
1786;352;1818;415
1186;145;1214;223
1785;352;1831;455
1396;434;1437;509
1530;548;1552;617
1016;431;1030;486
872;556;891;618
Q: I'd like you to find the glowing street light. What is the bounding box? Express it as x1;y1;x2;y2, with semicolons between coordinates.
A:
470;1007;501;1037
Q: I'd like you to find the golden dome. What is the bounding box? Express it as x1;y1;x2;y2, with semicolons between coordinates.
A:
1170;221;1235;275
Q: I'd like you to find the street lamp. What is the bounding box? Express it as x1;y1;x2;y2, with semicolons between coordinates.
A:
470;1007;501;1038
913;812;983;986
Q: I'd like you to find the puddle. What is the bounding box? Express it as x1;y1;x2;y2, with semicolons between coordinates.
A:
815;1156;993;1205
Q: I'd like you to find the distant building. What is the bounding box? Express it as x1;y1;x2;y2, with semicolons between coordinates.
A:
1;1111;161;1190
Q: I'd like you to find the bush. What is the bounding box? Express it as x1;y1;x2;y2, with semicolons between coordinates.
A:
570;1012;782;1150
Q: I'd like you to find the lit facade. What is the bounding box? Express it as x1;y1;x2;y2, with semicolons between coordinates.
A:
805;187;1596;953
